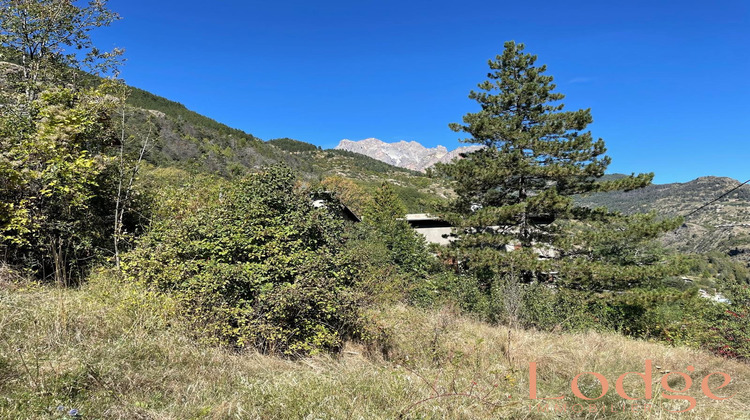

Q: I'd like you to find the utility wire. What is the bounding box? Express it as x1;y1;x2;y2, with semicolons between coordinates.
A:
683;178;750;218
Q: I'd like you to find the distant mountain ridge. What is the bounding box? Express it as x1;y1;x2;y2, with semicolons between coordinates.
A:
579;176;750;222
335;138;482;172
578;176;750;262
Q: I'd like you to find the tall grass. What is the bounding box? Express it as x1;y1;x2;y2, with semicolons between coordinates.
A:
1;267;748;419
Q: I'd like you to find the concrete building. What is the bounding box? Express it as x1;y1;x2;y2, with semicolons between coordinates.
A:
404;213;454;246
403;213;559;259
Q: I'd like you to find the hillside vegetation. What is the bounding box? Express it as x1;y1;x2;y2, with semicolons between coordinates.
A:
1;3;749;420
579;177;750;262
2;273;749;419
117;95;446;213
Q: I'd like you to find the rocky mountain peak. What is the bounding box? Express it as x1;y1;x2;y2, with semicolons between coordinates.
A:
335;138;481;172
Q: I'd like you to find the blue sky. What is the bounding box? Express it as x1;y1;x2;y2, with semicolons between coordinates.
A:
94;0;748;184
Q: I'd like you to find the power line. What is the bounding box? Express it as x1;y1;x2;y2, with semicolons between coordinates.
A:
683;178;750;218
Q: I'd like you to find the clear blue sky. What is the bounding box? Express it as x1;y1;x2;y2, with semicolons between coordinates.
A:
94;0;748;184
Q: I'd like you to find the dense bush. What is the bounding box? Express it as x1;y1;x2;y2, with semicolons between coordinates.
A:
482;280;750;361
673;285;750;360
0;84;146;283
122;166;366;356
409;271;490;313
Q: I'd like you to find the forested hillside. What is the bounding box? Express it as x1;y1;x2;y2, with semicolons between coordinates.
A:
579;177;750;262
1;48;444;213
120;88;446;212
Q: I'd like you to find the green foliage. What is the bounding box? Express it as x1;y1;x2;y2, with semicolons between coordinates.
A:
326;182;436;308
691;286;750;360
606;285;750;361
434;41;679;292
339;229;411;306
363;182;407;225
491;279;750;361
391;184;433;214
362;183;432;277
670;254;750;359
0;0;122;96
409;272;489;313
0;83;142;282
440;41;630;215
320;175;373;217
0;0;149;284
267;137;320;153
354;179;437;214
122;166;366;356
517;285;602;331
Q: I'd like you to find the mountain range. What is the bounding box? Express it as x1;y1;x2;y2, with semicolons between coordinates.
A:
578;176;750;262
119;88;750;263
7;57;746;262
335;138;482;172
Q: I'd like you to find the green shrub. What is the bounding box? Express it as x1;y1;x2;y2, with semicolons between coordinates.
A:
516;283;750;361
518;285;606;331
339;231;410;306
673;285;750;360
0;84;147;284
122;166;365;356
361;183;432;277
409;272;489;314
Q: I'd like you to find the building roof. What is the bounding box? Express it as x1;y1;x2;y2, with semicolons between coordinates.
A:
311;193;361;223
404;213;441;221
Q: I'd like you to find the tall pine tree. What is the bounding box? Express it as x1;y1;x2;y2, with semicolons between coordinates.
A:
435;41;681;291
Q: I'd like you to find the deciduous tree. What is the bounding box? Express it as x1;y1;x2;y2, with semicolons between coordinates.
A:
0;0;121;98
0;0;137;283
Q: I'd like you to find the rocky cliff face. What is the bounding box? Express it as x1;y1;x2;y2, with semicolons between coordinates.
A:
335;138;481;172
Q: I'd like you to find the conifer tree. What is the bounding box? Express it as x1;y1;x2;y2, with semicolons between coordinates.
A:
362;182;430;276
435;41;681;291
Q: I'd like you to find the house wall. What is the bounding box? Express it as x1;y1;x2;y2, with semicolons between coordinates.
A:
414;226;454;246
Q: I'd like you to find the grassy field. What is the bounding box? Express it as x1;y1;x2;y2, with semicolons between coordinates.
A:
1;268;748;419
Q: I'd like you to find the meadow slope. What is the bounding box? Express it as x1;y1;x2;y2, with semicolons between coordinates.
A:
1;269;748;419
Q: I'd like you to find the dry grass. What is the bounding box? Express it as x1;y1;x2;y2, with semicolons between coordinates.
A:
1;269;748;419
